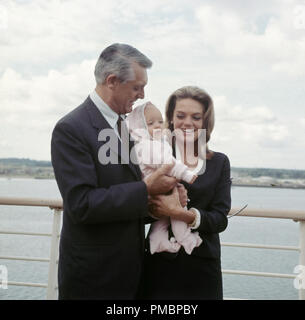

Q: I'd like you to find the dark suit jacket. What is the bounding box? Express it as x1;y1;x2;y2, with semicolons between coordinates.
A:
183;151;232;259
51;96;149;299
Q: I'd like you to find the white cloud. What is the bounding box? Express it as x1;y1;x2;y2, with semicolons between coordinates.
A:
0;59;96;159
214;96;276;124
210;94;305;169
300;118;305;126
213;96;288;145
195;2;305;76
0;0;304;168
0;0;119;74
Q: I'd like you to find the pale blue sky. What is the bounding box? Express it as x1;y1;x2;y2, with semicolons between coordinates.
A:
0;0;305;169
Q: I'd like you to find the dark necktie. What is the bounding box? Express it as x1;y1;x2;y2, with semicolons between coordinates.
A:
117;116;130;162
117;116;128;139
117;116;123;138
116;116;141;177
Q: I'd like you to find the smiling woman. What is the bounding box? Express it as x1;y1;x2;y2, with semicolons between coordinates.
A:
140;85;231;300
166;86;215;163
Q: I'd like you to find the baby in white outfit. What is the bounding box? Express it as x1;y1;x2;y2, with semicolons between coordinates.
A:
126;102;202;254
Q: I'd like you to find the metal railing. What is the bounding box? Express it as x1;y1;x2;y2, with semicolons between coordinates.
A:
0;197;305;300
222;208;305;299
0;197;62;299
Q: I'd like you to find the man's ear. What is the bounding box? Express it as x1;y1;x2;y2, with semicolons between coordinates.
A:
105;74;119;90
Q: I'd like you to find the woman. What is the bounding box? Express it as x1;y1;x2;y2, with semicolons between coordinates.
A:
140;86;231;300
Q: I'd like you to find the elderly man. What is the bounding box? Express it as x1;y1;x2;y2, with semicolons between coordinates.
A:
51;43;178;299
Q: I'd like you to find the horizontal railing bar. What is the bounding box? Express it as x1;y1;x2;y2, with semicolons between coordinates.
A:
222;269;295;279
0;197;63;209
0;230;52;237
1;197;305;220
0;255;50;262
221;242;300;251
235;208;305;221
0;255;59;264
8;281;47;288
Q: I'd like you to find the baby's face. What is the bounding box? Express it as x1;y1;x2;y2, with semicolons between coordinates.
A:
144;103;164;138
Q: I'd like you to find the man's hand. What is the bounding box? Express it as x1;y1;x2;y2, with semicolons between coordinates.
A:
144;162;177;196
148;201;165;220
149;187;195;224
177;183;188;207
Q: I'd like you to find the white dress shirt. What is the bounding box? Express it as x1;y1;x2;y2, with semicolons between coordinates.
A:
89;90;124;140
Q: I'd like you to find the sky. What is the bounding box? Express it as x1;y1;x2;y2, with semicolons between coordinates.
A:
0;0;305;169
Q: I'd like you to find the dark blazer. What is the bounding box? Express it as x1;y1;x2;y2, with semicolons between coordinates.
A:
140;151;231;300
51;96;149;299
183;151;231;259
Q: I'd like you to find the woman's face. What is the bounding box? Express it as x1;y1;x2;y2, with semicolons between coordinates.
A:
172;98;204;144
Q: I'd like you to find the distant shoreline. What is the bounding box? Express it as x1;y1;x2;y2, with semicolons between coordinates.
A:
232;183;305;190
2;158;305;190
1;175;305;190
0;175;54;180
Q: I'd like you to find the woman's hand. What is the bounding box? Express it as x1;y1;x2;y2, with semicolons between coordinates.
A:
177;183;188;207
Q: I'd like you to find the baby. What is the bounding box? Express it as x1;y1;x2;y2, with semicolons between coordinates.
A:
126;102;202;255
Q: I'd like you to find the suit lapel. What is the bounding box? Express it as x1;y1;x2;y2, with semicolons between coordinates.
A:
85;97;142;180
129;138;143;178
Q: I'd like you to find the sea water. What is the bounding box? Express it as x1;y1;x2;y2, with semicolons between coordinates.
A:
0;178;304;300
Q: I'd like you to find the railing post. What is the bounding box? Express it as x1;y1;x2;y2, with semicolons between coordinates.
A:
46;208;61;300
299;220;305;300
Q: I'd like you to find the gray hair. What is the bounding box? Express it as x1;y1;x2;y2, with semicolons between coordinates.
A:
94;43;152;84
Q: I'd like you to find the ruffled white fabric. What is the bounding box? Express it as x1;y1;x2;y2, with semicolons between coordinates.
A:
126;102;202;255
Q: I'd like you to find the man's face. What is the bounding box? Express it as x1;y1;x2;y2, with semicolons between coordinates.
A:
112;62;148;115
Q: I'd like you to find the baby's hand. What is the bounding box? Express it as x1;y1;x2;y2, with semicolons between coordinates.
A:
177;183;188;207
